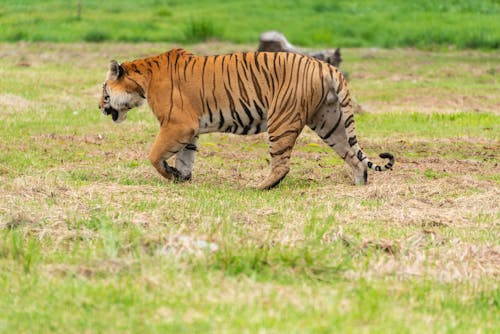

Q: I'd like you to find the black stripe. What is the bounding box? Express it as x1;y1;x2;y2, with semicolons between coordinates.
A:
190;56;197;75
237;53;249;81
130;64;141;74
223;84;237;121
341;99;351;109
270;146;292;157
202;56;209;73
273;53;279;81
224;82;243;128
320;113;342;140
357;150;365;161
340;94;350;108
221;55;226;70
348;136;358;147
174;52;181;68
263;52;269;69
254;52;261;72
261;67;271;91
183;61;189;80
226;56;233;89
240;99;254;124
255;123;261;134
249;64;263;104
206;100;213;123
127;76;146;99
212;60;218;110
269;129;299;143
312;62;327;113
218;110;225;130
336;75;344;94
237;71;250;105
292;56;304;93
344;115;354;128
232;109;244;128
253;100;264;120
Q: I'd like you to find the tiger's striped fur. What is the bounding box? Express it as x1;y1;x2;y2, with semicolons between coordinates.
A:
99;48;394;189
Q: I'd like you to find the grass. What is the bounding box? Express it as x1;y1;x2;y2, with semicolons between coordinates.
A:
183;17;224;43
0;42;499;332
0;0;499;48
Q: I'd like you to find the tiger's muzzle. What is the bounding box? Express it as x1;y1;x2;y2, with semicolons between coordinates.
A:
102;106;120;122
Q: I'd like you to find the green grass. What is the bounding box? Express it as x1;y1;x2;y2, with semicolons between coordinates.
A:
0;0;499;48
0;43;499;332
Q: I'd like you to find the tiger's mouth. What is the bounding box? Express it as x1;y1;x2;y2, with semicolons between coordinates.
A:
103;106;120;122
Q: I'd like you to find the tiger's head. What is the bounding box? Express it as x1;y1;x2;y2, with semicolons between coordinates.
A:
99;60;146;123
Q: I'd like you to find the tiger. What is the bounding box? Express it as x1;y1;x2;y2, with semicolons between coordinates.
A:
98;48;394;189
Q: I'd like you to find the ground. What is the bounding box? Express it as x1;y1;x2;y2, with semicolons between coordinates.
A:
0;42;498;332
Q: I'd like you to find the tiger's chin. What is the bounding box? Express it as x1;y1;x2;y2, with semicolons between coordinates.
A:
103;106;128;123
113;111;128;123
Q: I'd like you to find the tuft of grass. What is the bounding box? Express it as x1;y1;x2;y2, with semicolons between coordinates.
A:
6;30;28;42
183;17;224;43
155;7;172;17
83;30;110;43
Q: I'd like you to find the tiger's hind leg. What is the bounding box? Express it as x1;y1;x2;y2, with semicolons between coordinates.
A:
258;110;304;190
308;101;367;185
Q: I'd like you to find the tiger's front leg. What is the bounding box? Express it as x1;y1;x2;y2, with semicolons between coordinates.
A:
174;136;199;180
149;125;197;182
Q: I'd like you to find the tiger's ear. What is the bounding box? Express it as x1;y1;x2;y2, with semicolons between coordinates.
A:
108;60;124;80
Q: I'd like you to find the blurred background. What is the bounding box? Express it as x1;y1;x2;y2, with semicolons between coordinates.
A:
1;0;499;49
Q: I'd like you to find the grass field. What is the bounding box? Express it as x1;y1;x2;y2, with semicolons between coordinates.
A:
0;42;499;332
0;0;499;48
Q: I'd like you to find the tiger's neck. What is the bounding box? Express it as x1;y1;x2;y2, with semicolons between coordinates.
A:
135;50;198;125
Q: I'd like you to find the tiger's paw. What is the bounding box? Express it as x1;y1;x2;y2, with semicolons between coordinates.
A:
162;161;191;182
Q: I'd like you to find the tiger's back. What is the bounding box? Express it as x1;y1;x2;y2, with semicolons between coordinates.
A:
144;50;329;136
99;49;394;189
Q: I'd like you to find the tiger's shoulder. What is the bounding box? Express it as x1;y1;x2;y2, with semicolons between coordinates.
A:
166;48;195;58
161;48;195;60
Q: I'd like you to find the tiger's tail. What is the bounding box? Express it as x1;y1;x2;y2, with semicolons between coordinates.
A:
361;152;395;172
330;65;395;174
